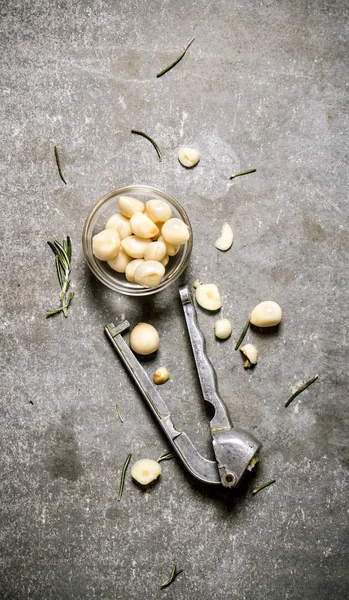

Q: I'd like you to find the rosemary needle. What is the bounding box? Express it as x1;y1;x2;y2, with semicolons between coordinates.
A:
131;129;162;162
252;479;276;496
54;145;67;184
46;237;74;318
285;375;319;408
156;36;195;78
117;453;132;501
234;318;250;350
115;403;124;423
158;452;177;463
230;168;256;180
160;564;183;589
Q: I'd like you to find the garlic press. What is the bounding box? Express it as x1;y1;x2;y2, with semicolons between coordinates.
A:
105;284;261;488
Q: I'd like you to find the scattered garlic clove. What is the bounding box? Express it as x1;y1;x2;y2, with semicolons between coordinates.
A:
215;223;234;252
143;241;167;262
92;229;120;261
214;318;232;340
249;301;282;327
130;322;160;355
125;259;145;283
153;367;170;385
131;459;161;486
240;343;258;368
134;260;165;288
178;147;200;168
130;212;159;239
160;254;169;267
105;213;132;239
196;284;222;311
118;195;145;218
107;248;132;273
158;235;179;257
145;199;173;223
121;236;152;259
162;218;190;245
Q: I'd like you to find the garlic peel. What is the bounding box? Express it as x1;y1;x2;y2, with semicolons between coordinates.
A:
215;223;234;251
249;301;282;327
131;459;161;486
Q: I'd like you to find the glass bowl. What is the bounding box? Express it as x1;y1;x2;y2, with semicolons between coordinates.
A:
82;184;193;296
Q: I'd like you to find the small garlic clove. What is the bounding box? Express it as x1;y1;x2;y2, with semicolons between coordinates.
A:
130;322;160;355
131;459;161;486
160;254;169;267
134;260;165;288
121;236;152;259
162;218;190;245
178;147;200;168
215;223;234;252
153;367;170;385
143;241;167;262
105;213;132;239
240;343;258;367
117;195;145;218
158;235;179;257
107;248;132;273
214;318;232;340
196;283;222;311
249;301;282;327
247;456;260;471
145;199;173;223
125;259;145;283
92;229;120;261
193;279;202;289
130;212;159;239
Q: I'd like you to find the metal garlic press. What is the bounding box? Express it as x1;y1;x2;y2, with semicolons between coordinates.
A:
105;284;261;488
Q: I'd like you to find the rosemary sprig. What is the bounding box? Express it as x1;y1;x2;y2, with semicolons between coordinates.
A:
285;375;319;408
160;564;183;589
234;318;250;350
117;453;132;501
158;452;177;463
46;236;74;318
131;129;162;162
115;403;124;423
54;145;67;184
156;37;195;78
252;479;276;496
230;168;256;180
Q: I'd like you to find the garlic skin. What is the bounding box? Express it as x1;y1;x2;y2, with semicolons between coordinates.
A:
215;223;234;252
134;260;165;288
145;199;173;223
143;241;167;262
196;283;222;311
249;301;282;327
162;218;190;245
214;318;232;340
240;343;258;368
121;236;152;259
153;367;170;385
131;459;161;486
130;212;159;239
125;259;144;283
178;147;200;168
92;229;120;261
193;279;203;289
130;322;160;355
105;213;132;240
117;196;145;218
107;248;132;273
158;235;179;257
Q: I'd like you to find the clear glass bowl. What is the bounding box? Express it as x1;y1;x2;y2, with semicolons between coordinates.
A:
82;185;193;296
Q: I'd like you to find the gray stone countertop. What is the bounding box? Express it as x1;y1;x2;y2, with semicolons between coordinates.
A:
1;1;348;598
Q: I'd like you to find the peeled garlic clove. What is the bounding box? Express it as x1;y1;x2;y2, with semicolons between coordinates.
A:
105;213;132;239
240;343;258;367
158;235;179;257
153;367;170;385
178;147;200;168
92;229;120;261
145;199;173;223
249;301;282;327
143;241;167;262
130;212;159;239
130;322;160;355
121;235;152;258
125;259;144;283
118;195;145;218
215;223;234;252
134;260;165;288
160;254;169;267
162;218;190;245
131;459;161;486
214;318;232;340
107;248;132;273
196;284;222;311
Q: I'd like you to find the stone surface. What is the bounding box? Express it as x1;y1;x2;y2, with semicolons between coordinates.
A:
1;1;348;599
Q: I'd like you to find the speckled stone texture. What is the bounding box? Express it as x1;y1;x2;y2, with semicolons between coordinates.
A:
1;0;348;598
